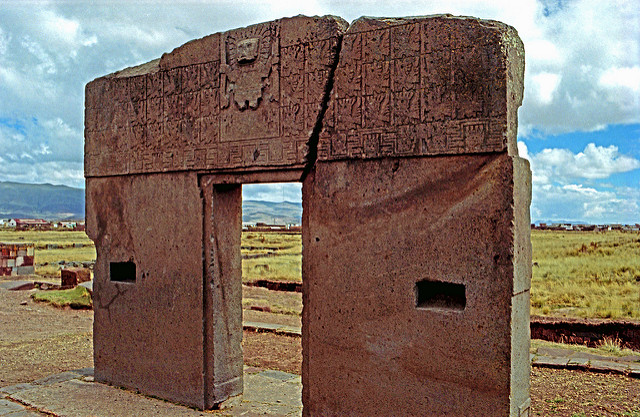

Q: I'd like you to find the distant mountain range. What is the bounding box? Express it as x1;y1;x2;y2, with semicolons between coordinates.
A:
0;181;84;220
0;181;302;224
242;200;302;225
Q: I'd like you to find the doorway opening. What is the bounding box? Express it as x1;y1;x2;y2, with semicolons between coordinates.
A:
240;182;303;376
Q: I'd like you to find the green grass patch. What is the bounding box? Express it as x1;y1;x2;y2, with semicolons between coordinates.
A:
31;286;93;309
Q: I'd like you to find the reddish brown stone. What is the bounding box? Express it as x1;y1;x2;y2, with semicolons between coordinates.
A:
60;268;91;288
303;154;531;416
318;15;524;161
87;172;211;408
84;15;347;178
85;13;530;415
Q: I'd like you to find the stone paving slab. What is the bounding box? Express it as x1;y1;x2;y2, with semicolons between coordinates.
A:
0;398;25;414
589;360;630;374
570;351;613;362
532;356;570;368
10;379;218;417
567;357;590;367
3;367;301;417
243;321;301;337
0;385;35;397
0;281;33;291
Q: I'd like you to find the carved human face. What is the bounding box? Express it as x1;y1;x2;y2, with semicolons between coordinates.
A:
237;38;259;64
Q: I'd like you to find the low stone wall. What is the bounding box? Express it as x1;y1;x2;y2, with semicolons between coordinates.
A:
531;316;640;351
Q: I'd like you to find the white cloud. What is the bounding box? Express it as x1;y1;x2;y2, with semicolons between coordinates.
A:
599;66;640;92
40;10;80;45
519;0;640;134
35;143;51;156
530;182;638;224
243;183;302;203
21;37;57;75
531;72;561;105
519;141;640;223
517;141;529;160
525;143;640;185
0;26;8;57
0;117;82;165
0;159;84;189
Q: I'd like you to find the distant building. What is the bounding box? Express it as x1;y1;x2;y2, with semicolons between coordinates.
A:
243;222;301;233
14;219;50;231
531;222;640;232
53;221;77;229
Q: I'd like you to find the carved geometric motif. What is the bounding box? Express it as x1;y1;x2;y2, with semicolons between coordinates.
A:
318;17;511;161
85;16;345;177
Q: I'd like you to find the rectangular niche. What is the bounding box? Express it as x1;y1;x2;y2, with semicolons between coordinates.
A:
415;279;466;311
110;261;136;283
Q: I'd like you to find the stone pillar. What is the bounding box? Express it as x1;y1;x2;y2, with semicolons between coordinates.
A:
303;16;531;416
201;180;243;408
84;15;346;409
87;172;210;408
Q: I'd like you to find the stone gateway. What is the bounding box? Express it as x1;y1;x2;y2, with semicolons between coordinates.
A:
85;14;531;416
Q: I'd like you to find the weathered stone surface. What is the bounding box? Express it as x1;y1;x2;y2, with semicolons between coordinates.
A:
201;180;243;408
86;172;208;408
85;13;530;416
317;15;524;160
303;154;531;416
60;268;91;288
6;368;302;417
84;15;347;178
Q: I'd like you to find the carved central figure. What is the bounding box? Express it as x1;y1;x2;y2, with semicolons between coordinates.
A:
231;37;264;110
219;23;280;141
221;30;277;112
237;38;259;64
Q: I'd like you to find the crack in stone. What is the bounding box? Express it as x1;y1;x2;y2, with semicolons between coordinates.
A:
301;33;343;181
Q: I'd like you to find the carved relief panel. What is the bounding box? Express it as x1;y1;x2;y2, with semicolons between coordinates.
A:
317;16;523;161
85;16;347;178
220;23;280;142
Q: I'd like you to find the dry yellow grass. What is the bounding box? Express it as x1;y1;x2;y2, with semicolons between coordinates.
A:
242;232;301;283
4;229;637;320
531;230;640;319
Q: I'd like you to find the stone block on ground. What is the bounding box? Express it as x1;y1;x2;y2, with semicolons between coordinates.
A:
60;268;91;288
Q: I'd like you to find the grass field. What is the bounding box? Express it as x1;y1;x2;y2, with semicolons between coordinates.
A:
0;230;95;278
242;232;301;284
31;286;92;309
2;228;638;320
531;230;640;319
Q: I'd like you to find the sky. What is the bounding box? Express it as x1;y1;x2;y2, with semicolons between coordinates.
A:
0;0;638;224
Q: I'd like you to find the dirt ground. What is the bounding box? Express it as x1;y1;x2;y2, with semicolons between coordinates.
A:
0;286;302;385
1;286;639;416
0;286;93;386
